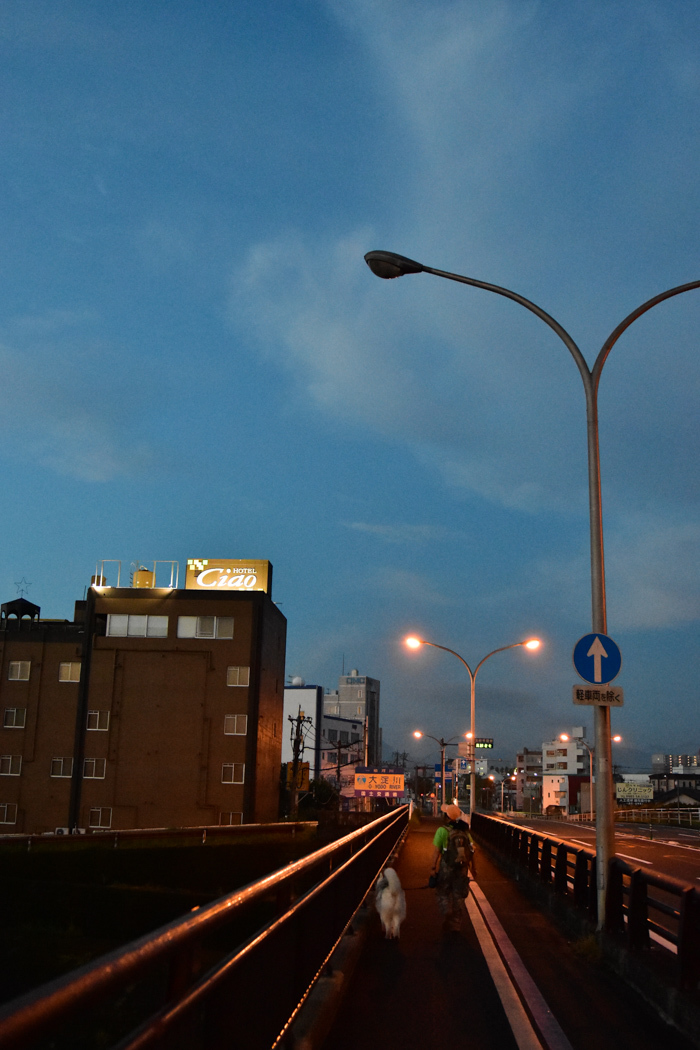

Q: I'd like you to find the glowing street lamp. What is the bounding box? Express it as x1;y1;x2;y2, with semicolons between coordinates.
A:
413;730;465;812
368;248;699;925
405;635;541;819
560;732;622;821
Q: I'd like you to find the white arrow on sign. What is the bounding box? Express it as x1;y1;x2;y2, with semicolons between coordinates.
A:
587;635;608;683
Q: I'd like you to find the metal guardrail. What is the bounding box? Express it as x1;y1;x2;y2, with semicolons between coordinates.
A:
0;806;409;1050
0;820;319;853
472;812;700;990
615;807;700;827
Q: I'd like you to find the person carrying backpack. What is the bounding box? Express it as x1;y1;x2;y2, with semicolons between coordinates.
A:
429;803;475;932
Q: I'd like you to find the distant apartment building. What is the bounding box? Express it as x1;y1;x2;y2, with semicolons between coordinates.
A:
282;679;324;780
651;753;699;773
319;713;364;797
323;669;381;765
515;747;542;812
0;558;286;833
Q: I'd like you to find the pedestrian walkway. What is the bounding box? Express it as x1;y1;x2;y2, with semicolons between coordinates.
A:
321;815;698;1050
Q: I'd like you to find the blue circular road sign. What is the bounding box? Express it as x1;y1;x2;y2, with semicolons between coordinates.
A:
572;633;622;684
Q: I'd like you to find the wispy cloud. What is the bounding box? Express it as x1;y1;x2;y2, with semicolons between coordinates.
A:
345;521;465;544
0;330;154;482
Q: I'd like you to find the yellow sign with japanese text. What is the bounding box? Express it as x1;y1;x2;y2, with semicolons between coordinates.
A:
354;766;405;797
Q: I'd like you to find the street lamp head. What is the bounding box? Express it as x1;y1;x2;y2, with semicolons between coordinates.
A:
465;732;473;739
364;250;424;279
612;734;622;743
560;733;570;742
413;730;423;739
405;635;423;649
524;638;541;650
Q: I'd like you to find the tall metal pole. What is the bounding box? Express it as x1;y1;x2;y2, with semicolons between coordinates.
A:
374;250;700;927
409;640;537;820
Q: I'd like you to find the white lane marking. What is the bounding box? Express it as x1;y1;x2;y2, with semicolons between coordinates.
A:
466;893;544;1050
616;853;652;865
468;882;574;1050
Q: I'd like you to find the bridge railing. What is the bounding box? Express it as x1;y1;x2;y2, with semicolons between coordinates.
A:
0;806;409;1050
472;812;700;990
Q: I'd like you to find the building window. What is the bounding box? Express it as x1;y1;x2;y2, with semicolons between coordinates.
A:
86;711;110;731
89;807;112;829
226;666;250;687
0;802;17;824
59;662;81;682
221;763;245;784
83;758;107;779
0;755;22;776
219;811;243;826
224;714;248;735
50;757;74;777
8;661;30;681
177;616;234;639
107;614;168;638
3;708;26;729
328;729;337;742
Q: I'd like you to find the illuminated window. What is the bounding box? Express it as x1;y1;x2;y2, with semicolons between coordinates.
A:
0;803;17;824
221;763;245;784
226;666;250;687
3;708;26;729
8;662;30;681
219;811;243;826
0;755;22;776
86;711;110;731
89;807;112;829
50;757;74;777
106;615;168;638
59;662;81;682
83;758;106;779
178;616;234;639
224;714;248;735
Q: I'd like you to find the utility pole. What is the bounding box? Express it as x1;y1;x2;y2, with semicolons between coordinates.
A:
288;706;312;818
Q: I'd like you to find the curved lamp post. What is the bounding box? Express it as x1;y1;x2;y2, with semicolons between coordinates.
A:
369;248;699;925
406;636;540;820
561;732;622;822
413;730;463;812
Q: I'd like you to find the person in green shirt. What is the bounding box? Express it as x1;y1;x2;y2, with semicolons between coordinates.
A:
430;803;475;931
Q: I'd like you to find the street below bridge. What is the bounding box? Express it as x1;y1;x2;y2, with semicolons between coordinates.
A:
511;816;700;884
319;816;698;1050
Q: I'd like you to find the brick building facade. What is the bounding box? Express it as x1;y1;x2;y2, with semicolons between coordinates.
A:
0;565;286;833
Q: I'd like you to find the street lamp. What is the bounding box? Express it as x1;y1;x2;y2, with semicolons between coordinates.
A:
406;635;540;820
370;248;699;926
560;732;622;822
413;730;463;813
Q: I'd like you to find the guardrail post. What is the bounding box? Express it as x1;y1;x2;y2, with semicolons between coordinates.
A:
677;887;700;990
540;838;552;884
528;834;539;875
519;830;529;868
605;860;625;933
554;843;568;894
627;869;650;951
574;850;588;909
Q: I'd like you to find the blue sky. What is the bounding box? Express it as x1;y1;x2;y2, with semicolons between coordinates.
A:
1;1;698;773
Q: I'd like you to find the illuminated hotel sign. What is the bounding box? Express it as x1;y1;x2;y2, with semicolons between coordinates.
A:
185;559;271;594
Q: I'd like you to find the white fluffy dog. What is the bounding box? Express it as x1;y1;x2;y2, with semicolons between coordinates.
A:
375;867;406;939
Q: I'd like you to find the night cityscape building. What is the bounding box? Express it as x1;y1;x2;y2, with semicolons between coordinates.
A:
0;559;286;833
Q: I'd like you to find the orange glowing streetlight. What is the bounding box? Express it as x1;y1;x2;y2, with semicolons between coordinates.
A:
559;732;622;821
404;634;542;818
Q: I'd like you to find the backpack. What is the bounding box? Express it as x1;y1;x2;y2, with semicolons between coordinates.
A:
443;823;472;872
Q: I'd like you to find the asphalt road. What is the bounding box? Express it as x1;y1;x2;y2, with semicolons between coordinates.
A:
513;816;700;883
321;817;697;1050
